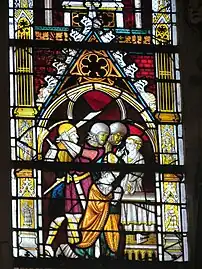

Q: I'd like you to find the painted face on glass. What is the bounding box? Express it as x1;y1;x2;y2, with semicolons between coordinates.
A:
102;171;120;184
111;132;123;145
126;139;137;152
70;131;79;144
61;130;79;143
61;131;69;141
97;132;109;145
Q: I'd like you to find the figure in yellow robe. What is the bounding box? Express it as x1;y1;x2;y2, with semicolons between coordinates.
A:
72;166;124;258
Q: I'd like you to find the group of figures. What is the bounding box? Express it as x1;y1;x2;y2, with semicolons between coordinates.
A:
43;121;146;258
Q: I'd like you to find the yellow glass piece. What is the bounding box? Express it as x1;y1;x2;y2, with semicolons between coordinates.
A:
164;174;180;182
16;169;32;177
19;177;35;197
124;249;156;261
17;18;31;40
111;132;123;145
155;112;180;123
70;50;122;85
163;181;180;232
58;123;75;135
14;107;38;118
20;200;35;228
164;204;179;232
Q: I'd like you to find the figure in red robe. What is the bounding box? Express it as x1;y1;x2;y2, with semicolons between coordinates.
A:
44;122;109;256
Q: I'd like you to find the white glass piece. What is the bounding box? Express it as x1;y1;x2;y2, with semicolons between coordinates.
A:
176;70;180;80
157;205;161;216
17;201;20;227
38;215;42;228
9;18;14;39
135;13;142;28
11;170;16;196
175;53;180;68
158;233;162;244
176;83;182;112
38;200;42;214
38;170;42;185
64;12;71;26
10;74;14;106
44;0;53;25
11;138;15;147
178;124;183;137
160;182;164;198
183;236;188;261
158;246;162;261
158;225;162;233
158;125;163;165
172;25;177;45
11;147;16;160
179;138;184;165
13;231;17;248
162;206;166;232
12;200;17;228
157;216;161;226
30;26;34;40
152;0;158;11
172;14;176;23
30;48;33;72
9;0;13;8
182;209;188;232
174;125;178;153
116;13;124;28
9;8;13;17
10;119;15;137
38;185;42;196
155;54;159;77
171;0;176;12
9;47;14;72
134;0;141;8
33;169;36;178
33;200;37;227
14;75;18;103
155;172;160;182
39;230;43;244
156;187;161;202
18;232;38;257
178;205;182;232
134;0;142;28
180;183;186;203
13;247;18;257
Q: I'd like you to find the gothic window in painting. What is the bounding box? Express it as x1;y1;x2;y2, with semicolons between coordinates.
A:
9;0;188;263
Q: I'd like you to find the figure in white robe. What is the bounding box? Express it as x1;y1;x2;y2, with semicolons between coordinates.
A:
117;135;144;194
118;135;155;237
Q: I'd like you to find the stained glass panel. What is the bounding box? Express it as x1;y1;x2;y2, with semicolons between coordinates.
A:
9;0;187;263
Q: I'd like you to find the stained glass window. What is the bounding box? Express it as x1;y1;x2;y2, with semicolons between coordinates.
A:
9;0;188;264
